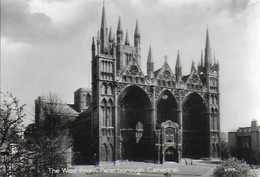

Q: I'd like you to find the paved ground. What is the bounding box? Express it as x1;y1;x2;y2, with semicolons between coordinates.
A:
55;159;218;177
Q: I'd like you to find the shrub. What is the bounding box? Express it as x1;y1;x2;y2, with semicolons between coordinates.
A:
213;158;258;177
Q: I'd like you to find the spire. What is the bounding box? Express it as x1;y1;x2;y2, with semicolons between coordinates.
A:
175;50;181;68
117;16;123;33
109;26;112;42
125;30;130;45
147;45;153;63
117;16;123;44
175;51;182;82
134;20;140;37
92;36;95;46
147;45;154;78
101;1;106;30
204;27;211;68
92;36;95;57
100;2;108;53
134;20;141;48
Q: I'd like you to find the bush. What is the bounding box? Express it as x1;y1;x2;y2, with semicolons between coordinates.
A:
213;158;258;177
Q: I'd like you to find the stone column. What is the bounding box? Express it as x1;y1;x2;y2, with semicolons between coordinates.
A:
178;90;183;160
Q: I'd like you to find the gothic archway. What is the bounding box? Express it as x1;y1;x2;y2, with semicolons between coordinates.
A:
157;90;178;125
107;144;113;162
118;85;152;161
182;93;209;158
164;147;177;162
101;143;108;162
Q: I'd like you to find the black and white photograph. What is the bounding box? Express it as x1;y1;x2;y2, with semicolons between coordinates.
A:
1;0;260;176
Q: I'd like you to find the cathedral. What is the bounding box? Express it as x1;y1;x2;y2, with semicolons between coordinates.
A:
72;4;220;164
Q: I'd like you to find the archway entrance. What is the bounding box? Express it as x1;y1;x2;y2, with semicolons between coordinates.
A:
182;93;209;159
157;90;178;125
118;86;152;161
165;147;176;161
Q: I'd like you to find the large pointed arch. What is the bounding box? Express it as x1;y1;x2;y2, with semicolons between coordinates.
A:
117;85;152;161
156;90;178;125
182;92;209;159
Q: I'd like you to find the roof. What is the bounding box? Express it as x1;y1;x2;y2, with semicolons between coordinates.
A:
43;102;79;117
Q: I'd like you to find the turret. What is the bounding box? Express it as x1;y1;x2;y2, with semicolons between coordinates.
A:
175;51;182;82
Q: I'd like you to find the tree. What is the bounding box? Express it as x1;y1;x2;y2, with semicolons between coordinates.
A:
0;92;30;176
220;132;229;160
25;92;77;176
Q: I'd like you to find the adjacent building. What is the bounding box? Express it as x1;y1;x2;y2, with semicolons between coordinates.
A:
228;120;260;164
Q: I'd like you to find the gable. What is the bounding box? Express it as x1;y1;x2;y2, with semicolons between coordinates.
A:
154;61;175;81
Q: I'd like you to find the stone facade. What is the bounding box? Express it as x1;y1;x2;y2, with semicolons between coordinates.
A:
72;4;220;164
228;120;260;164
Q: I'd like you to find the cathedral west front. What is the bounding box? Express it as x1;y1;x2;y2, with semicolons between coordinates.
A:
72;3;220;164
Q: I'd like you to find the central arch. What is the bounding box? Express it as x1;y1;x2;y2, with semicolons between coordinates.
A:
157;90;178;125
118;85;152;161
182;93;209;159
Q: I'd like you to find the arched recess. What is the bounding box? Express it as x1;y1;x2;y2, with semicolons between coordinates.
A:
182;93;209;159
118;85;152;161
107;99;113;127
164;146;178;162
101;82;107;94
156;90;178;125
107;144;113;162
101;99;107;126
101;143;108;161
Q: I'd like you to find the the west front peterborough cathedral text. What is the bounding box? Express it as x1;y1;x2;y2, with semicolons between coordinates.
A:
35;4;220;165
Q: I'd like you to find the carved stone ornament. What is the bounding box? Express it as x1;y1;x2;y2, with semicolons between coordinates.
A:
129;66;139;76
163;70;171;80
191;75;198;83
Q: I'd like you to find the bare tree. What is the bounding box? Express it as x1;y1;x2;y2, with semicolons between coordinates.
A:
25;92;77;176
0;92;27;176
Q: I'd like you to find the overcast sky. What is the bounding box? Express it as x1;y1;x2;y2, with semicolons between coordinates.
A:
1;0;260;132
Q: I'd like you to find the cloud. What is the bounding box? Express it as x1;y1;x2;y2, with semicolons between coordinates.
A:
2;0;53;44
1;0;100;45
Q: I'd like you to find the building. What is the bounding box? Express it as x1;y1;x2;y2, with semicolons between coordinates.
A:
34;96;79;166
72;3;220;165
228;120;260;164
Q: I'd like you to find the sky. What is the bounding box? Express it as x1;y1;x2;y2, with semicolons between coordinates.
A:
1;0;260;132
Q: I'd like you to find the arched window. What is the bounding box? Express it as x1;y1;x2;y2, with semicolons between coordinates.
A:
107;99;113;127
101;99;107;126
107;84;113;95
101;143;108;161
101;82;107;94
